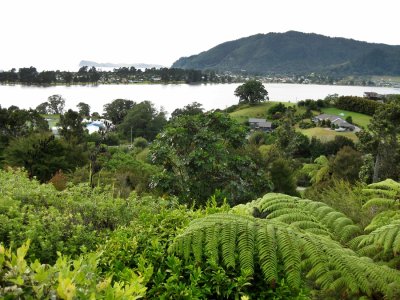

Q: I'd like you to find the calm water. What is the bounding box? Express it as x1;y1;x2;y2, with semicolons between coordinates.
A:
0;83;399;115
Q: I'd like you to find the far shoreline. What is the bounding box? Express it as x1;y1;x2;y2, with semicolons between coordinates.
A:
0;81;397;90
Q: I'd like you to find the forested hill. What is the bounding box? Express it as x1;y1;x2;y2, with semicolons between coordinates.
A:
172;31;400;76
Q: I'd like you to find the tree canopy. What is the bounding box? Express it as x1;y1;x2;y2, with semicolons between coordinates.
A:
170;102;204;119
234;80;268;105
150;112;270;205
119;101;167;141
103;99;135;124
47;94;65;115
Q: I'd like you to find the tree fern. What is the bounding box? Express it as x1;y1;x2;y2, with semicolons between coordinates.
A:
169;212;400;297
353;220;400;256
367;179;400;192
362;198;397;210
362;179;400;211
251;193;361;243
351;179;400;265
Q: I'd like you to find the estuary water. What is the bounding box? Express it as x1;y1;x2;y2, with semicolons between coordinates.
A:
0;83;399;115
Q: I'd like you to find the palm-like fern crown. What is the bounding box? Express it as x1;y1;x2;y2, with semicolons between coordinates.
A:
362;179;400;210
169;194;400;298
249;193;361;243
350;179;400;265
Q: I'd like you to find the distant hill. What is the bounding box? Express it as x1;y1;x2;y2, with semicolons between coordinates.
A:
79;60;164;69
172;31;400;76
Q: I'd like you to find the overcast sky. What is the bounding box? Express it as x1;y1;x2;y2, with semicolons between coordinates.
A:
1;0;399;71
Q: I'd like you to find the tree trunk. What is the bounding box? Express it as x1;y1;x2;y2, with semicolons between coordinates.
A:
372;146;381;183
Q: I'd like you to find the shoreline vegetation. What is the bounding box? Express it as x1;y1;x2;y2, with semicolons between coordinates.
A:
1;66;400;87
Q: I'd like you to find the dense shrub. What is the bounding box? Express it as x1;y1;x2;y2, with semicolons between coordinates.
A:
335;96;382;115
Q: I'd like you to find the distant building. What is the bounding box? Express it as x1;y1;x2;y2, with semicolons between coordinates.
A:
364;92;384;100
312;114;355;131
248;118;273;132
84;119;114;134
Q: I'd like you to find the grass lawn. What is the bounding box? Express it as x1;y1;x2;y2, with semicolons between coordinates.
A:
297;127;358;142
229;103;361;142
230;101;303;123
42;114;60;128
320;107;371;129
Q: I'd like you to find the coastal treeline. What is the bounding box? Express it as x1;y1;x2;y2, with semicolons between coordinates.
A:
0;66;237;85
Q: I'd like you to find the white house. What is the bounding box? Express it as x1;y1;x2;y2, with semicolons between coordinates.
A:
85;119;114;134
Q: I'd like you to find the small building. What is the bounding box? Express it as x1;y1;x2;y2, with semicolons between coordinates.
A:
84;119;114;134
364;92;384;100
248;118;273;132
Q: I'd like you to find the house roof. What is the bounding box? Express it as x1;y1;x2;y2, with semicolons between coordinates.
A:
249;118;267;123
314;114;355;129
257;121;272;128
314;114;341;122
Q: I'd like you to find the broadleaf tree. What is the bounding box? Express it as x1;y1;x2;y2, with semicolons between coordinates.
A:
150;112;271;205
234;80;268;105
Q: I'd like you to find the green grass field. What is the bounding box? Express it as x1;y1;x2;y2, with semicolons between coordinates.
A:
229;102;303;123
320;107;371;129
229;102;361;142
296;127;358;142
42;114;60;128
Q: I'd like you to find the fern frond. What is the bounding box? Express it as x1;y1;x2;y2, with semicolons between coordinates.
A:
237;221;255;275
277;228;301;290
204;222;220;263
256;193;360;243
362;188;397;198
257;224;278;284
352;220;400;257
221;222;237;269
367;179;400;192
192;229;204;263
362;198;397;209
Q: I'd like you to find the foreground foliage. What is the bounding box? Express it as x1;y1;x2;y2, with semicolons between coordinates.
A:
1;170;400;299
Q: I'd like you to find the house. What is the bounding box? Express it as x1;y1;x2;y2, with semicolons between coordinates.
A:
248;118;273;132
364;92;384;100
312;114;355;131
84;119;114;134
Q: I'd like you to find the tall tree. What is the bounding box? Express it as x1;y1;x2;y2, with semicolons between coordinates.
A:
234;80;268;105
171;102;204;119
47;94;65;114
269;158;298;196
76;102;90;117
331;146;363;183
4;133;67;182
119;101;167;141
103;99;135;124
58;109;85;143
368;102;400;182
150;112;270;205
18;67;38;83
35;102;49;114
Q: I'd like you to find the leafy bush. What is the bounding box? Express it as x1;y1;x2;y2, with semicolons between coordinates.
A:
334;96;381;115
298;120;315;129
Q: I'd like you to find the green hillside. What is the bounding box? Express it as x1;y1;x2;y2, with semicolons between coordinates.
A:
229;102;372;141
172;31;400;76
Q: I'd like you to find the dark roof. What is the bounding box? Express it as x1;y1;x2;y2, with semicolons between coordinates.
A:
257;121;272;128
249;118;267;123
248;118;272;128
314;114;355;129
314;114;341;122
